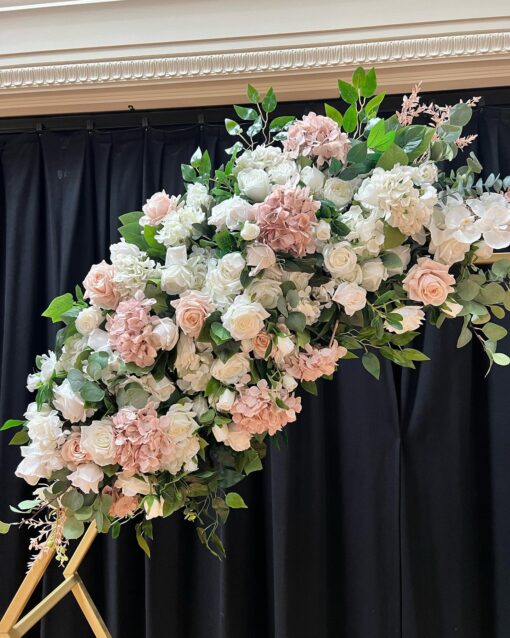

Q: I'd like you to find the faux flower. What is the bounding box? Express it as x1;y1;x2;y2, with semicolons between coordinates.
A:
110;241;157;298
171;291;214;338
361;259;387;292
300;165;325;194
61;430;90;469
246;243;276;276
384;306;425;334
80;419;116;466
284;341;347;381
186;183;212;210
150;317;179;351
141;190;178;226
68;463;104;494
237;168;271;202
403;258;455;306
323;241;358;279
208;196;255;231
53;379;90;423
332;282;367;315
256;185;319;257
323;177;355;208
468;192;510;249
211;353;250;385
212;422;252;452
221;294;270;341
284;112;351;166
83;261;119;309
75;306;103;336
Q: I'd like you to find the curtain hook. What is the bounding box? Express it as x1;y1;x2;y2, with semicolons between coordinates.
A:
86;120;94;134
35;122;43;136
142;116;149;130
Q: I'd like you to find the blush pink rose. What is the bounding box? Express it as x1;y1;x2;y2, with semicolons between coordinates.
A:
83;261;120;310
142;190;179;226
252;331;273;359
106;294;158;367
230;380;302;437
283;112;351;167
402;257;455;306
284;341;347;382
60;431;91;469
170;291;214;338
255;186;319;257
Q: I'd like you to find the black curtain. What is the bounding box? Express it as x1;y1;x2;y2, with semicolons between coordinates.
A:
1;105;510;638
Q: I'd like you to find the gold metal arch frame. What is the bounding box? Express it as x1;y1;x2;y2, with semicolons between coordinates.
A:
0;522;111;638
0;253;509;638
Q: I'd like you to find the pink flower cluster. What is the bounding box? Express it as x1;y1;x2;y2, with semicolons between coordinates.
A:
230;380;302;437
112;403;174;475
284;341;347;382
255;186;319;257
283;112;351;167
142;190;179;226
106;294;157;367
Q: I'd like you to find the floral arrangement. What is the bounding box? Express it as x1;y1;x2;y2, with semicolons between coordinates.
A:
2;67;510;562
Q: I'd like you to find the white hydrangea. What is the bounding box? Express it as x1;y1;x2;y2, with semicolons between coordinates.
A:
234;145;286;172
204;252;245;312
156;206;205;247
110;240;158;297
343;206;385;256
467;192;510;249
186;182;212;210
174;335;213;394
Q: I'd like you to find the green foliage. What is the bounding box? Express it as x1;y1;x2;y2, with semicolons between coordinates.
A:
42;293;74;323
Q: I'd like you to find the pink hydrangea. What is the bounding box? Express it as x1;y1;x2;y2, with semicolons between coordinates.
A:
230;380;302;437
255;186;320;257
112;403;174;475
106;294;157;368
283;112;351;166
284;341;347;382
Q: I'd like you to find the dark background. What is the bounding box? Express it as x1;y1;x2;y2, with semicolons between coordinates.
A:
1;90;510;638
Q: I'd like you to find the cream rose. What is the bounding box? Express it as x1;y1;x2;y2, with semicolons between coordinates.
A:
144;496;165;520
323;177;355;208
75;306;103;336
276;335;295;357
209;196;256;231
384;306;425;334
53;379;89;423
300;166;325;194
268;160;299;185
83;261;119;309
246;243;277;276
115;472;151;496
361;259;387;292
80;419;116;466
403;257;455;306
166;403;198;442
150;317;179;351
221;294;270;341
212;423;252;452
315;219;331;242
323;242;358;279
332;282;367;316
240;221;261;241
211;353;250;385
68;463;104;494
237;168;271;202
216;388;236;412
246;278;282;309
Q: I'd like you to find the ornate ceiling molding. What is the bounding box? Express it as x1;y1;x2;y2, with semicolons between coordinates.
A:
1;31;509;116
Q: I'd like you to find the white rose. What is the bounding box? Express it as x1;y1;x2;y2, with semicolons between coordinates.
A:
323;242;358;279
161;245;194;295
68;463;104;494
315;219;331;242
240;221;260;241
53;379;89;423
212;423;252;452
300;166;325;194
282;374;298;392
433;238;469;265
166;403;198;442
323;177;355;208
26;410;63;452
115;472;151;496
150;317;179;351
416;162;438;185
144;496;165;520
218;252;246;282
237;168;271;202
222;294;270;340
276;335;295;357
80;419;116;465
386;245;411;275
211;353;250;385
268;160;299;185
209;195;256;231
246;243;276;276
442;301;463;318
216;388;236;412
143;375;175;402
361;259;387;292
385;306;425;334
75;306;103;336
16;450;64;485
246;278;282;309
87;328;110;352
333;282;367;316
186;182;212;210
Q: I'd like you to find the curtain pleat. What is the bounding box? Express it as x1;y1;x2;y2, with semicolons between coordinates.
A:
0;106;509;638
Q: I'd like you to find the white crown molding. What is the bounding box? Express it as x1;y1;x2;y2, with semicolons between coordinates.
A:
0;31;509;116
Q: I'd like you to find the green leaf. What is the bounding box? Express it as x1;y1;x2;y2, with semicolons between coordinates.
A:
86;351;109;380
118;211;143;226
285;311;306;333
401;348;430;361
269;115;296;132
116;382;149;409
347;141;367;163
493;352;510;366
119;221;148;250
233;105;258;121
361;67;377;97
342;104;358;134
18;499;39;511
448;102;473;127
1;419;24;431
9;430;29;446
478;282;506;305
0;521;11;534
352;66;366;89
214;230;236;254
367;119;394;151
377;144;409;170
225;119;242;136
338;80;358;104
181;164;196;183
80;381;105;403
225;492;248;509
483;322;508;341
364;92;385;117
75;506;94;521
63;517;85;540
136;530;151;557
491;305;506;320
383;224;406;249
247;84;260;103
458;279;481;301
243;450;263;475
491;259;510;278
362;352;380;380
381;252;403;270
301;380;318;395
261;87;277;113
210;322;232;345
438;123;462;143
42;293;74;323
324;103;343;126
61;490;84;511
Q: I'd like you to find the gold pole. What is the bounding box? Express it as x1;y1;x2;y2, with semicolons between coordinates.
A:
0;522;112;638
